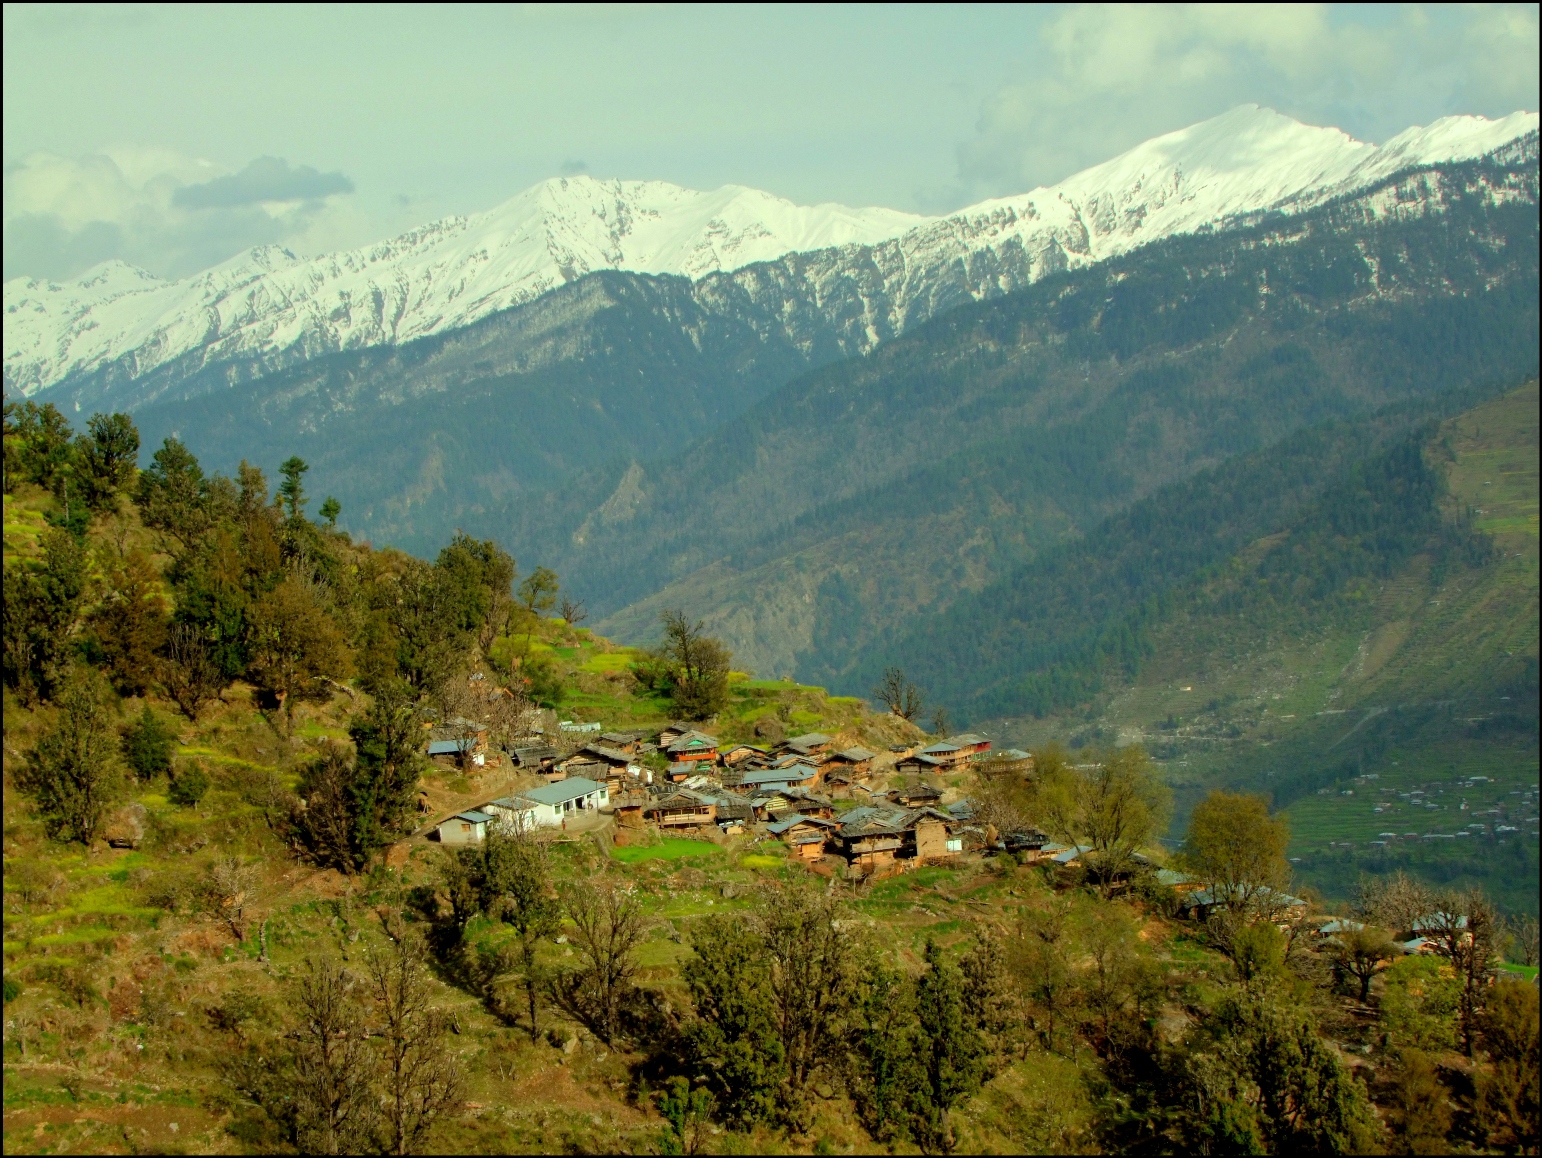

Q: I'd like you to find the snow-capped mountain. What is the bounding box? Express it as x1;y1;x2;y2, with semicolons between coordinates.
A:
5;104;1536;403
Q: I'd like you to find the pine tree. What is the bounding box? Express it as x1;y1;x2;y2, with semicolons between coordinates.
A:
911;938;986;1154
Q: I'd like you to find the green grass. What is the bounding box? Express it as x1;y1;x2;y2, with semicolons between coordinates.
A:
609;838;724;864
740;854;784;869
577;650;640;673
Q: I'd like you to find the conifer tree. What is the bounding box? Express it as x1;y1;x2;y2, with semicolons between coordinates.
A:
911;938;986;1154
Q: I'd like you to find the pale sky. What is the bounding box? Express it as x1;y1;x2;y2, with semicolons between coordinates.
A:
4;2;1538;282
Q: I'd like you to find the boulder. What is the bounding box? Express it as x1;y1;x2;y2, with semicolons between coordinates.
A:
104;803;148;849
753;717;785;743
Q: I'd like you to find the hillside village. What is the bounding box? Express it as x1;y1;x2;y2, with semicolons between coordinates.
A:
429;710;1015;872
3;402;1538;1156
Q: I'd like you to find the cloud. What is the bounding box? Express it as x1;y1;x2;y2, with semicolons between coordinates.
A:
3;150;357;282
559;159;589;176
173;155;354;209
941;3;1541;206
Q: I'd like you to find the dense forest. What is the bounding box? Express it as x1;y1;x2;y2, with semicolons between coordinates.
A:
862;398;1502;724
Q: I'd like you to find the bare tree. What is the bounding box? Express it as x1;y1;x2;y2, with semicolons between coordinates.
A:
159;621;225;719
290;958;378;1156
1355;870;1436;937
558;596;587;628
874;667;924;721
367;918;463;1156
200;855;260;942
439;672;539;757
552;881;648;1045
1504;914;1539;967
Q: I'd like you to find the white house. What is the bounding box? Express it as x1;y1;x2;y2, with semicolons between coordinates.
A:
436;810;492;845
483;777;609;831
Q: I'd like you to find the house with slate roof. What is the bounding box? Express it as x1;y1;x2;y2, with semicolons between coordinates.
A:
599;731;647;754
666;731;721;767
781;732;835;758
642;790;718;830
948;733;993;759
656;721;697;747
720;743;768;766
894;752;948;776
833;805;911;875
826;747;878;776
512;745;560;773
762;786;828;819
766;814;840;859
888;782;944;807
990;748;1035;772
736;766;819;791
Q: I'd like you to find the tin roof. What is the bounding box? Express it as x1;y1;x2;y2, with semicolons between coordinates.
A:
495;777;606;808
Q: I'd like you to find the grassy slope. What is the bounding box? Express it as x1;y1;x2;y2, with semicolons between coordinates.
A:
0;483;949;1153
987;383;1540;913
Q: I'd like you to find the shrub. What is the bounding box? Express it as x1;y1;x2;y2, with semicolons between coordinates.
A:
169;763;211;807
1381;956;1462;1053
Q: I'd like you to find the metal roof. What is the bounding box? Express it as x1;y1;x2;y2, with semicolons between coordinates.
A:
498;777;607;807
451;810;493;824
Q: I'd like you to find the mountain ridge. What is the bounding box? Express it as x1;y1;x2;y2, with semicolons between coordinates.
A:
8;105;1535;408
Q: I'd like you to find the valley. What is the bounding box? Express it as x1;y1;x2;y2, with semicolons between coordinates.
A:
3;96;1539;1155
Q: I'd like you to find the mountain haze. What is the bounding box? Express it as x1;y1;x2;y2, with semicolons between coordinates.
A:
571;146;1538;679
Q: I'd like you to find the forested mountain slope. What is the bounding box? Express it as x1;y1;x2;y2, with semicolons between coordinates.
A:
885;382;1539;910
552;151;1539;678
61;127;1536;576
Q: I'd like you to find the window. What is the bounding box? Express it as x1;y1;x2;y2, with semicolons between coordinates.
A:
946;838;962;852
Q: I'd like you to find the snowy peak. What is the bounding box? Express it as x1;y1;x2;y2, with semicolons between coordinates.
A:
5;106;1536;399
944;104;1537;268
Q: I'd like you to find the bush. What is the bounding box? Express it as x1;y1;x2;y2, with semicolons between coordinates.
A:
1381;956;1462;1053
169;763;211;807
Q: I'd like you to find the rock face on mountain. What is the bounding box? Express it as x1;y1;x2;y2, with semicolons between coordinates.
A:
8;105;1535;413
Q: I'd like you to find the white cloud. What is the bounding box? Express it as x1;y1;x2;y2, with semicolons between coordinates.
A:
945;3;1540;205
2;148;363;282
